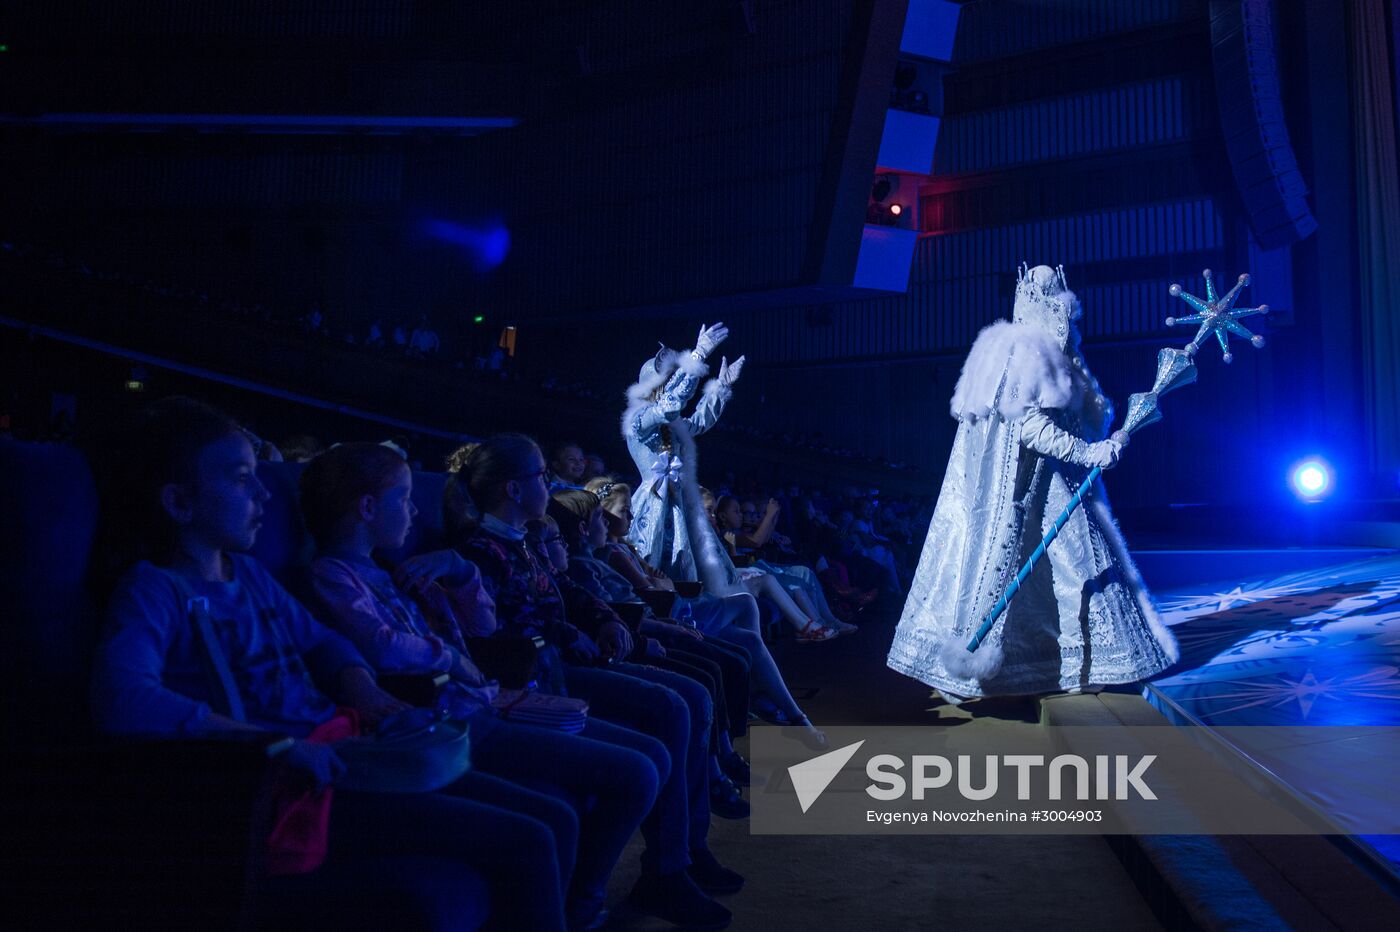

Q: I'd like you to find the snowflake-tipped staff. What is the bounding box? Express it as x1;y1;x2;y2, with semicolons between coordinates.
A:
961;269;1269;654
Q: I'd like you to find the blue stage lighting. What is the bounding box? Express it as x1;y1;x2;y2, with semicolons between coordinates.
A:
422;219;510;271
1289;458;1333;500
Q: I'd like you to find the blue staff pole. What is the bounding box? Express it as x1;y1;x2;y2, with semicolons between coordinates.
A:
965;467;1101;651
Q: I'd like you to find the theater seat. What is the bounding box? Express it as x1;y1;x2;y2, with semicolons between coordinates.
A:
0;438;100;746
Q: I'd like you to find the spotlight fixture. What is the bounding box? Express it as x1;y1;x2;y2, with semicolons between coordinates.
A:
866;202;905;226
1288;457;1334;501
867;174;907;225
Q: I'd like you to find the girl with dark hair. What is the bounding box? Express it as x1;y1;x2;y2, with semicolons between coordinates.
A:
553;490;757;742
301;442;660;930
446;434;740;931
91;398;570;931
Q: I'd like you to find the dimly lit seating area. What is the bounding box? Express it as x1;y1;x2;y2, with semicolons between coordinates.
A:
6;1;1400;930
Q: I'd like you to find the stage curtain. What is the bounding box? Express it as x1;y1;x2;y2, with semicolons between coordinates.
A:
1350;0;1400;472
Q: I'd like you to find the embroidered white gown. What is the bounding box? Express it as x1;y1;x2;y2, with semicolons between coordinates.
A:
887;266;1178;700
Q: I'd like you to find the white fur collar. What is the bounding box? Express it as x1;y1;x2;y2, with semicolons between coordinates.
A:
950;320;1074;422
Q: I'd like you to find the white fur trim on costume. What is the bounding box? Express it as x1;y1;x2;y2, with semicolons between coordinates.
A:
702;379;731;404
623;353;710;431
939;639;1004;681
669;416;744;597
950;320;1074;423
677;352;709;378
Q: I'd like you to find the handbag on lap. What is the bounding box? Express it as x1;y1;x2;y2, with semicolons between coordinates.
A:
331;706;472;794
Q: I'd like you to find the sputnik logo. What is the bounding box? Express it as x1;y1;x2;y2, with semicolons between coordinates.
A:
788;740;865;813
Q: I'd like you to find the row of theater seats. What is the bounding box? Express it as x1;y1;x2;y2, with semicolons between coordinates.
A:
0;440;488;931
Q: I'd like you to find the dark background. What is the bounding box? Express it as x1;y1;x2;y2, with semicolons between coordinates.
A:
2;0;1396;536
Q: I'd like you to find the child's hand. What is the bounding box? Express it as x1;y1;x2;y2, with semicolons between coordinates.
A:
597;620;634;661
394;550;467;591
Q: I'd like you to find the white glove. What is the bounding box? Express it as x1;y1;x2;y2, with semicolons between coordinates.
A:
693;322;729;360
1084;439;1123;469
718;355;746;387
1021;411;1122;469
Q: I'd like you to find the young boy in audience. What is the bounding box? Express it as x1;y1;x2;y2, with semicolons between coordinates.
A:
546;441;587;493
91;397;572;931
300;442;661;930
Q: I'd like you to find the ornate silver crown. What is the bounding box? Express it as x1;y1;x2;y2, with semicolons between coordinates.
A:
1013;263;1080;346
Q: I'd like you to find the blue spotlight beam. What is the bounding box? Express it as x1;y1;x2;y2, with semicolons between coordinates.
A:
964;269;1268;655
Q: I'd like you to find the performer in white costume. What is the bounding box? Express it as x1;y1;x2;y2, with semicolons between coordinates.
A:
887;265;1178;702
622;323;746;597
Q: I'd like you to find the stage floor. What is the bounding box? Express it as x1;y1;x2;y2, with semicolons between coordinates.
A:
1136;548;1400;884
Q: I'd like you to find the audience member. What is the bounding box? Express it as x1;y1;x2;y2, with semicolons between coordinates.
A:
299;442;659;929
444;434;741;929
91;397;570;930
548;441;587;493
715;496;855;636
547;489;753;811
